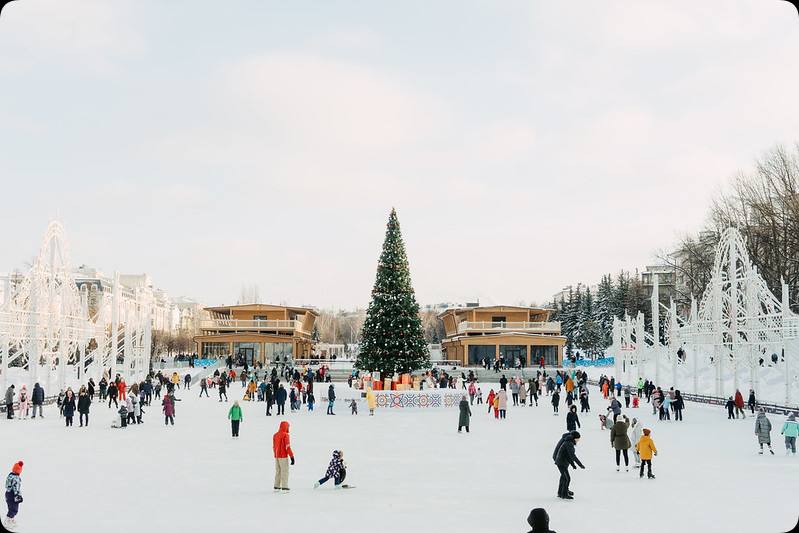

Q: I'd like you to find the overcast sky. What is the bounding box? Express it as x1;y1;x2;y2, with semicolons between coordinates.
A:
1;1;798;309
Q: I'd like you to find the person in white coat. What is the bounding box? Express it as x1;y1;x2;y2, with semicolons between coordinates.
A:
630;417;643;467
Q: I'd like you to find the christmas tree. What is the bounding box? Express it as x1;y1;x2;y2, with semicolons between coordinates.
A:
356;208;430;377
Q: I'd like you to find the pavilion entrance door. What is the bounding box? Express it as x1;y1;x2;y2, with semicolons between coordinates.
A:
238;347;255;367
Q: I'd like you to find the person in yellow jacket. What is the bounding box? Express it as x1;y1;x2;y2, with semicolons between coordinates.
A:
366;387;376;416
635;428;657;479
565;378;574;394
171;372;180;389
246;380;257;401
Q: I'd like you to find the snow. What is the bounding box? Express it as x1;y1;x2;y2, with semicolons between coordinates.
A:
2;380;798;532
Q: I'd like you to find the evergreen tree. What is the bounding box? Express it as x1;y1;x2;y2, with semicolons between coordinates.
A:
356;209;430;376
595;274;615;348
611;271;630;320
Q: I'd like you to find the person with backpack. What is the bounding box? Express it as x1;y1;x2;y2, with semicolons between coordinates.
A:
228;401;243;438
314;450;347;489
276;384;287;415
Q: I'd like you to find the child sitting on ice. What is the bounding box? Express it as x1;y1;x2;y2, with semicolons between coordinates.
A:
349;399;358;415
314;450;347;489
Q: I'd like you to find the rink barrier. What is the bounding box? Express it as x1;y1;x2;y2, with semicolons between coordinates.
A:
586;379;799;415
372;390;467;409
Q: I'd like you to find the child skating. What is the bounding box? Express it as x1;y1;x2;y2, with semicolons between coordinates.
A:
4;461;23;531
636;428;657;479
314;450;351;489
349;399;358;415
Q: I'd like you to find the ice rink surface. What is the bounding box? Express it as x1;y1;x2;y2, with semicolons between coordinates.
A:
2;380;798;533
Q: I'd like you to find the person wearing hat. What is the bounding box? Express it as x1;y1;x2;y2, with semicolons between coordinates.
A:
552;430;585;499
526;508;556;533
781;413;799;455
4;461;23;529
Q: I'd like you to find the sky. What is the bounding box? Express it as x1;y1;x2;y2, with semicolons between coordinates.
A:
1;1;798;309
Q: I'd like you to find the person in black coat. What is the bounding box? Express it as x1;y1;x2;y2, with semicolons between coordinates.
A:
566;405;580;431
107;382;118;408
725;397;735;419
77;387;91;427
265;384;274;416
62;389;77;427
553;431;584;500
327;385;336;415
499;375;508;391
31;383;45;419
673;390;685;421
527;508;556;533
276;384;287;415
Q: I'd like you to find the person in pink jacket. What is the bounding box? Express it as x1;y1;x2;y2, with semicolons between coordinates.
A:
162;392;176;426
17;385;30;419
497;389;508;419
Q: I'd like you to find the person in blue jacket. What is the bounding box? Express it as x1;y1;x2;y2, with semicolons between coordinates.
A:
782;413;799;455
4;461;23;530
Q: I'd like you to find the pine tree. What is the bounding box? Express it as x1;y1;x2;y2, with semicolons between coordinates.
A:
356;209;430;377
595;274;615;348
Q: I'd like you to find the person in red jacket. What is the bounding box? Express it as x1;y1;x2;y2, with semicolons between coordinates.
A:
118;379;127;402
734;389;746;419
273;421;295;491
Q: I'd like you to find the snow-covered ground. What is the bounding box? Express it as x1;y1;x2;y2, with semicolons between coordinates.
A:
2;380;798;533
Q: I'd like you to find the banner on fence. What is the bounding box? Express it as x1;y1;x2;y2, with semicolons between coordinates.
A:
575;357;615;367
373;391;465;409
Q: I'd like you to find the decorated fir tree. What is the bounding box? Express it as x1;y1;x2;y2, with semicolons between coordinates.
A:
356;208;430;377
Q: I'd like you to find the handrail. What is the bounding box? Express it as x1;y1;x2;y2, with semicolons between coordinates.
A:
200;319;300;330
456;321;561;333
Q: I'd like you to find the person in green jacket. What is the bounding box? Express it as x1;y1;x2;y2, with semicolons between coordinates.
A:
781;413;799;455
228;401;243;438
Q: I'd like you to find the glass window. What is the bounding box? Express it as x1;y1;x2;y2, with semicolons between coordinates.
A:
201;342;230;358
499;345;528;366
468;345;496;365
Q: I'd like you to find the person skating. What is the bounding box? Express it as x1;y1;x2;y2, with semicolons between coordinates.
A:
17;386;29;420
314;450;346;489
725;396;735;419
468;381;476;405
497;389;508;419
349;398;357;415
636;428;657;479
4;385;15;420
486;389;496;415
748;389;756;415
611;414;631;472
307;391;315;412
273;421;295;491
107;381;118;408
118;404;128;428
458;395;471;433
77;386;91;427
551;389;560;415
276;384;287;416
162;392;176;426
781;413;799;455
630;418;643;467
566;405;580;432
200;377;209;398
553;430;584;499
265;383;274;416
218;380;228;402
673;390;684;421
510;379;520;406
327;384;336;415
184;373;191;390
31;383;44;419
366;387;376;416
62;389;76;427
4;461;23;531
755;408;774;455
228;400;243;438
526;508;556;533
734;389;746;419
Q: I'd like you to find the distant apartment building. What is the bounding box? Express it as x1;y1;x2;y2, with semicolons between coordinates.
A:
438;305;566;367
551;284;598;305
640;265;677;302
194;304;318;365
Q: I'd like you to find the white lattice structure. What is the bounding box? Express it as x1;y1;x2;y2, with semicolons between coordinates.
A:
613;228;799;406
0;222;152;393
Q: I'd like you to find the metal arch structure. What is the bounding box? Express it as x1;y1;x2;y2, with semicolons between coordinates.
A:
0;221;152;393
613;227;799;406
